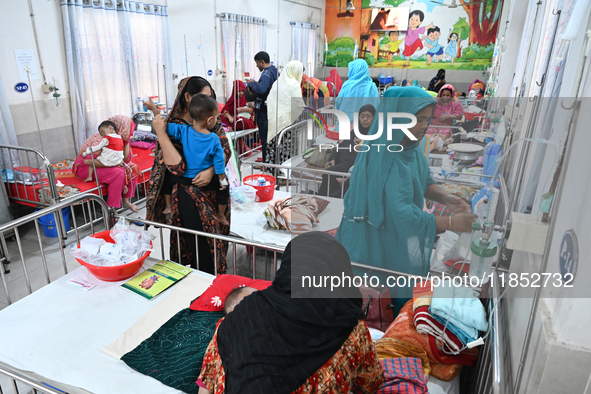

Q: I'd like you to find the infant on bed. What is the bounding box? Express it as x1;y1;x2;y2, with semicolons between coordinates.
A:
82;120;126;186
224;286;257;314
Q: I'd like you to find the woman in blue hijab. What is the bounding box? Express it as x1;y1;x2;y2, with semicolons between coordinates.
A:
336;59;379;123
336;87;475;309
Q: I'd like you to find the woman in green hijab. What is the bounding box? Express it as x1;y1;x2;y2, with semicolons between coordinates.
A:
336;87;476;308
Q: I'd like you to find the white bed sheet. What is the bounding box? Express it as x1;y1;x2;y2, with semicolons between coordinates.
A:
427;375;460;394
230;190;344;248
0;261;215;394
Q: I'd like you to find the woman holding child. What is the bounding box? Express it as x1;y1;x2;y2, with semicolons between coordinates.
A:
146;76;231;275
73;115;140;212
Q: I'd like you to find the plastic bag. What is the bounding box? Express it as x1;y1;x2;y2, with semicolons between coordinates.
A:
70;218;155;266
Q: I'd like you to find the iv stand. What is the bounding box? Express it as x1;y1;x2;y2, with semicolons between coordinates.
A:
26;70;46;155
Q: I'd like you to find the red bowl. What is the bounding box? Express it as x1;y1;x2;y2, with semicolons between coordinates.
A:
243;174;276;202
326;126;340;140
76;230;152;282
464;110;483;121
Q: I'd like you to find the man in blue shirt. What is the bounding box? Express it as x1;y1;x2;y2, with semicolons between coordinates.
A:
247;51;278;163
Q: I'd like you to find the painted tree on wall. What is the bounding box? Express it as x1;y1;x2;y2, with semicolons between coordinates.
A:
452;17;470;58
460;0;503;46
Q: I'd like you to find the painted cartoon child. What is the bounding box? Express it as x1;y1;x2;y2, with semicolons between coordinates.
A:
403;10;434;67
422;26;444;65
445;31;459;65
386;31;404;65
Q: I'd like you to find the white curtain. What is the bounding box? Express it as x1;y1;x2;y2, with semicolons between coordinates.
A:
0;75;18;149
61;0;173;150
291;22;318;78
220;13;267;99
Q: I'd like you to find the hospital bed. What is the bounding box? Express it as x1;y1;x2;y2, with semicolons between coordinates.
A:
0;143;155;208
0;191;511;394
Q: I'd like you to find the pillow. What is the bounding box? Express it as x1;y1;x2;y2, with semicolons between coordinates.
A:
189;274;272;312
130;140;157;150
131;130;158;142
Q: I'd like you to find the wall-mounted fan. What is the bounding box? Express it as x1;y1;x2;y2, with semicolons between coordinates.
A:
431;0;486;8
326;0;356;18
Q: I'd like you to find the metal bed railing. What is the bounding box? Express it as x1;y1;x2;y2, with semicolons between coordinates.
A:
1;144;153;241
241;160;351;199
231;128;261;165
0;144;57;206
0;191;509;394
0;194;112;305
343;261;510;394
270;105;338;166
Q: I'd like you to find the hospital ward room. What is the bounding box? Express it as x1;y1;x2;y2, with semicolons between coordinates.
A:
2;0;591;393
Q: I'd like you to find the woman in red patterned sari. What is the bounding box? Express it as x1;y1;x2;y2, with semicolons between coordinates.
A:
198;232;384;394
145;77;230;274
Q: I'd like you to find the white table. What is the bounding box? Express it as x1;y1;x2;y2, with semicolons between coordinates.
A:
230;190;344;248
0;261;214;394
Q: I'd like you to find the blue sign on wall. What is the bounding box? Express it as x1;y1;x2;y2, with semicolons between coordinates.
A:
207;70;213;76
14;82;29;93
559;229;578;282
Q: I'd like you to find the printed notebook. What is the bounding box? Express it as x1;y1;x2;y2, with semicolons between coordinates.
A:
122;260;191;300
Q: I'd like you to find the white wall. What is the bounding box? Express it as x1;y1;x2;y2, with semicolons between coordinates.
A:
167;0;325;100
495;0;529;98
0;0;325;160
500;1;591;391
0;0;75;161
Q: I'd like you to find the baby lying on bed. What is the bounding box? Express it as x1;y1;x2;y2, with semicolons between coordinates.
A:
224;286;257;314
82;120;128;191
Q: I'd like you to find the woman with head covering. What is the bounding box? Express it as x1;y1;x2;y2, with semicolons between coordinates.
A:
197;232;384;394
427;69;446;92
266;61;306;164
318;104;376;198
336;59;379;125
336;87;476;311
427;84;463;144
73;115;140;212
220;80;256;131
146;76;231;274
301;74;330;109
326;69;343;97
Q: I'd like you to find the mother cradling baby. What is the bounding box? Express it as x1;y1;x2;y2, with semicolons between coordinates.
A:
73;115;140;212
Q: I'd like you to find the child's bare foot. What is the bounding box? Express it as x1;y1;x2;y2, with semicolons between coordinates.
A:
123;200;139;213
216;213;229;227
163;207;172;214
83;175;93;182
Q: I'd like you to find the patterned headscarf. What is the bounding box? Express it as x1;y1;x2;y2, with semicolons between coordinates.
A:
168;76;215;125
77;115;134;157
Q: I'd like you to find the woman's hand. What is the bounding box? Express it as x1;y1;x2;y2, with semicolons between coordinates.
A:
450;213;478;233
192;166;215;187
444;194;472;214
153;114;167;138
325;160;335;168
143;99;159;115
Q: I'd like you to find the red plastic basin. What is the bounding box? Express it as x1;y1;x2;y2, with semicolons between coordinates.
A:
75;230;152;282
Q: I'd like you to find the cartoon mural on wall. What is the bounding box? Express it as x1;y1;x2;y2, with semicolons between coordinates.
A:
324;0;504;70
